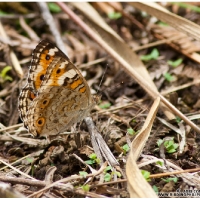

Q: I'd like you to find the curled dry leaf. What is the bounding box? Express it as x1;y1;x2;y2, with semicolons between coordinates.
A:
152;25;200;64
126;97;160;198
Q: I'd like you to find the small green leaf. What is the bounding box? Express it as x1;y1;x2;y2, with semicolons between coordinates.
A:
141;170;151;181
104;166;112;172
89;153;97;160
122;144;130;152
104;173;111;182
0;66;12;78
127;128;136;135
85;160;94;165
26;157;34;164
95;158;101;164
115;171;122;178
167;148;176;153
48;3;61;13
168;58;183;67
108;12;122;19
140;54;152;61
176;116;181;123
81;184;90;192
164;140;173;148
0;66;13;83
166;142;178;153
162;177;178;183
158;138;178;154
140;48;159;61
163;72;174;82
99;102;111;109
151;48;159;59
153;185;159;193
156;161;163;167
157;139;163;147
79;171;88;178
4;76;13;81
157;21;168;26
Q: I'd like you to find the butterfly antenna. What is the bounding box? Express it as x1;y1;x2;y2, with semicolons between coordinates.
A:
97;64;108;95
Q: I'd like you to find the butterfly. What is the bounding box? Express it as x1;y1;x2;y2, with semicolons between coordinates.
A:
18;40;98;137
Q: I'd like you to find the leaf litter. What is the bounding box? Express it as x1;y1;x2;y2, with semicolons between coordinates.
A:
1;2;200;198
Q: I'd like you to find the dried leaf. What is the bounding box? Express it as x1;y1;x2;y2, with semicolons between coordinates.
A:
70;2;175;120
131;2;200;41
126;97;160;198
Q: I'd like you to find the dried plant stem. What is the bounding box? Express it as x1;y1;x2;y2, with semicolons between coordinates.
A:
0;176;46;187
0;21;23;78
150;167;200;178
37;2;66;53
56;2;200;134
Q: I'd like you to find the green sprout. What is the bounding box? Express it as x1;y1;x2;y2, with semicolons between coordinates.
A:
140;48;159;61
127;128;138;136
168;58;183;67
85;153;100;165
163;72;174;82
99;102;111;109
0;66;13;83
108;11;122;19
48;2;61;13
157;138;179;153
122;144;130;154
141;170;151;181
79;171;88;178
162;177;178;183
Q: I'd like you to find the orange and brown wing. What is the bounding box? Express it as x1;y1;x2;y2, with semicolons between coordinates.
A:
19;40;94;137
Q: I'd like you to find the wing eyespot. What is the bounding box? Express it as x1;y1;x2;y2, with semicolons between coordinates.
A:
46;55;50;60
40;74;44;81
36;117;45;126
56;69;61;74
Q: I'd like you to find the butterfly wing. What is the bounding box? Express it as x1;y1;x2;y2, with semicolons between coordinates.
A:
19;40;95;137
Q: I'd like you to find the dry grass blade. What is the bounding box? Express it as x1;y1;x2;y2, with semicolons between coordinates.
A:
131;2;200;41
57;2;200;134
126;97;160;198
0;158;36;180
130;97;160;160
70;2;156;90
68;2;174;121
0;182;25;198
0;21;23;78
37;2;66;53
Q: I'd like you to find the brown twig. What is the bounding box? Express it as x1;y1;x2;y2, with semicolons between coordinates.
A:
107;2;144;30
0;159;36;180
150;167;200;178
19;16;40;41
37;2;66;53
0;176;46;187
84;117;119;167
74;188;108;198
28;162;107;197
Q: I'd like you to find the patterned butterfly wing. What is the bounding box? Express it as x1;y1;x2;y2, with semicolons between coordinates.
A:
19;40;95;137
